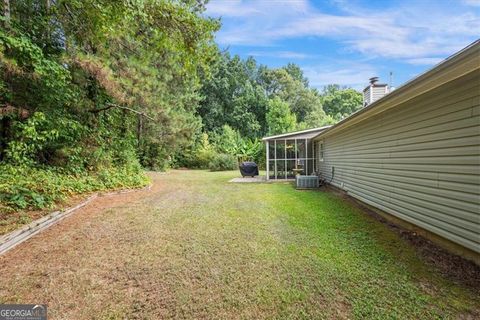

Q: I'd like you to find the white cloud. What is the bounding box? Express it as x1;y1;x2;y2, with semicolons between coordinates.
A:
405;57;444;66
206;0;480;59
206;0;310;21
248;51;312;59
463;0;480;6
206;0;262;17
303;62;376;89
206;0;479;88
208;0;312;46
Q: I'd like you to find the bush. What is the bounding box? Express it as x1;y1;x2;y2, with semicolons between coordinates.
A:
208;153;238;171
172;133;217;169
0;164;149;213
196;147;216;169
173;130;264;170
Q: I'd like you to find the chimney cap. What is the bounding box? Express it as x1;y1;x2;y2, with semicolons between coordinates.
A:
369;76;379;84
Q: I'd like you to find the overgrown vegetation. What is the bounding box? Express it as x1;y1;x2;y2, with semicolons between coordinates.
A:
208;153;237;171
0;0;363;213
176;53;363;169
0;163;148;213
0;0;218;212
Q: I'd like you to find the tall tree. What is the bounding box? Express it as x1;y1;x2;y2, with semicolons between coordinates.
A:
198;52;268;138
321;85;363;121
283;63;308;87
0;0;219;170
266;97;296;135
259;68;322;122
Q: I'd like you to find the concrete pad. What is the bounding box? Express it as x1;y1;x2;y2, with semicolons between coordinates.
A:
229;176;267;183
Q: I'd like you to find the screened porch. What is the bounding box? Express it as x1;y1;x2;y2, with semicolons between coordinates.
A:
262;127;330;180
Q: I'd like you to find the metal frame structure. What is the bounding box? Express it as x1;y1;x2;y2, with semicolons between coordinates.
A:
263;126;331;181
266;138;316;180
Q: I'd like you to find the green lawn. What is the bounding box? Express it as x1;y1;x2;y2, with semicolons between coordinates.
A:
0;170;478;319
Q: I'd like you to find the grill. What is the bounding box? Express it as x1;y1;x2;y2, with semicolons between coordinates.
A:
239;161;259;177
296;175;319;189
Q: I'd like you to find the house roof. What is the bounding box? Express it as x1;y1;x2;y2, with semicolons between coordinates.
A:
262;126;331;141
312;39;480;141
362;83;388;92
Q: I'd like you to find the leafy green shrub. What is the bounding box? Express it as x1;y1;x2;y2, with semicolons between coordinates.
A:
195;134;217;168
236;138;262;164
211;125;263;163
174;127;265;170
212;125;243;155
208;153;238;171
5;112;59;165
0;164;149;212
173;133;217;169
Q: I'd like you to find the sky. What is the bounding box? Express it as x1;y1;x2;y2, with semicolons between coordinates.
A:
205;0;480;90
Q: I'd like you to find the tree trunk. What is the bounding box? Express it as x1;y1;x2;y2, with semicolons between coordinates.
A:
137;114;143;147
45;0;51;51
0;116;11;161
1;0;11;157
3;0;10;25
121;109;128;137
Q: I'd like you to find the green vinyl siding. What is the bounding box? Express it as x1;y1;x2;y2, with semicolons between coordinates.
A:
316;70;480;253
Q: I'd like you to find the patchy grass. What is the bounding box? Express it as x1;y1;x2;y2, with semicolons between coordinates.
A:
0;170;478;319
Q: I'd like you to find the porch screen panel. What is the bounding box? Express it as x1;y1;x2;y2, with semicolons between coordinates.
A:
268;161;275;179
286;160;296;179
276;140;285;159
269;142;275;159
268;137;317;179
276;160;286;179
286;140;295;158
296;139;306;158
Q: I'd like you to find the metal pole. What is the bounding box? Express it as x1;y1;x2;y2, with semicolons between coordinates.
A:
266;141;269;180
305;138;308;175
313;141;316;173
274;140;277;180
295;138;297;166
284;139;287;179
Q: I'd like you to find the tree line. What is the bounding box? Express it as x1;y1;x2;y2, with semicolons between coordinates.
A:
0;0;362;211
178;52;363;169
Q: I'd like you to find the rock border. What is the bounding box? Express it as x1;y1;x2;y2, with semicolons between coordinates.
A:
0;184;152;256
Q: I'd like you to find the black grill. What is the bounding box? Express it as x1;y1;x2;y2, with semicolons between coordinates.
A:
239;161;259;177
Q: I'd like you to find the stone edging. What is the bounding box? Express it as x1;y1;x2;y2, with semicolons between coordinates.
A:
0;184;152;256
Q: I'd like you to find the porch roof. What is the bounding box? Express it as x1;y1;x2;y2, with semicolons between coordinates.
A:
262;126;331;142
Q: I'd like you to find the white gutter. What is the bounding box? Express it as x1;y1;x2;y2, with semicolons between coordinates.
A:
262;125;332;141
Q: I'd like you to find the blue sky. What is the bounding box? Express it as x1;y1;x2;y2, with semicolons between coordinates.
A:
205;0;480;90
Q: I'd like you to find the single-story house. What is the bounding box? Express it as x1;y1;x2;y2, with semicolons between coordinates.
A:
263;40;480;259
